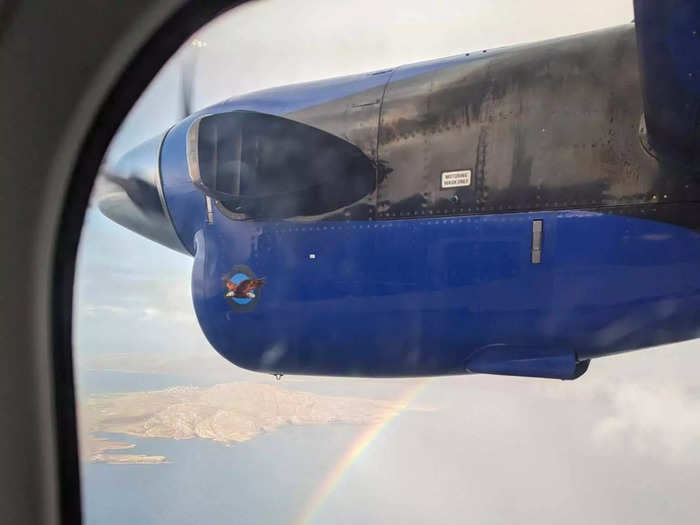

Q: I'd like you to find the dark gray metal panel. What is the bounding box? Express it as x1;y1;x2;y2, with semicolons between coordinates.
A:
194;23;700;230
288;70;391;160
376;25;700;221
205;24;700;229
286;70;393;220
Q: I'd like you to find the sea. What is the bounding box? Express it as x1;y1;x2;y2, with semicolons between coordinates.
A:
79;371;401;525
78;370;700;525
83;426;360;525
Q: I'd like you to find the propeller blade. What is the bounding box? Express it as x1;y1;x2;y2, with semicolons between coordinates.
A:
179;39;206;119
180;49;195;119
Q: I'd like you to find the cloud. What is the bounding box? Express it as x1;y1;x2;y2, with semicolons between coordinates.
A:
75;211;198;339
80;304;131;317
532;342;700;465
590;381;700;463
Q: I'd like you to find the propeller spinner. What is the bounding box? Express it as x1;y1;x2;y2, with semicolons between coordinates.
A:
95;134;188;254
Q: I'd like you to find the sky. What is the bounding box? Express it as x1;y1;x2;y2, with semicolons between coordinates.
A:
74;1;700;523
105;0;634;160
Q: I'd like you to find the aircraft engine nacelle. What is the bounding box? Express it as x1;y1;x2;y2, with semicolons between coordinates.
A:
97;15;700;380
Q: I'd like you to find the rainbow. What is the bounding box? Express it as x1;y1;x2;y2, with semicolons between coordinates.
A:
296;378;431;525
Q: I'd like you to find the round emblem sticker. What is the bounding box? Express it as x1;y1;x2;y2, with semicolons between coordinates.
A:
222;265;265;312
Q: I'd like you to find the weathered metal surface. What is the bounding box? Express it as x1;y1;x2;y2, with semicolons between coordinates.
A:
376;25;699;223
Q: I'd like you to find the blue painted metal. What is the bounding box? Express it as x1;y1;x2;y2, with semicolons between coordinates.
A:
159;115;204;255
635;0;700;165
185;208;700;377
464;345;588;380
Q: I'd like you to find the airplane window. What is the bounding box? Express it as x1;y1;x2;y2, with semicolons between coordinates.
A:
75;1;700;524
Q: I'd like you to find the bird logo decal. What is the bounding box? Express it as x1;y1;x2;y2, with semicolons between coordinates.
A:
223;265;265;311
225;277;266;299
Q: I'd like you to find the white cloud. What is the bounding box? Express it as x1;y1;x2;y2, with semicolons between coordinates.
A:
591;381;700;463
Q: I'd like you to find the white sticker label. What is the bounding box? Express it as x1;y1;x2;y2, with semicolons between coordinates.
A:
441;169;472;189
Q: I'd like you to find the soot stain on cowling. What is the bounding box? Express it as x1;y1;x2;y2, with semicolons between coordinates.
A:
511;125;533;190
378;73;509;147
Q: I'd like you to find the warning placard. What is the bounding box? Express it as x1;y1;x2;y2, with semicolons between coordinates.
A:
441;169;471;189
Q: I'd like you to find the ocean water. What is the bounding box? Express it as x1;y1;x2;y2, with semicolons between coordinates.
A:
78;370;700;525
77;369;442;525
77;370;214;394
78;370;386;525
82;425;361;525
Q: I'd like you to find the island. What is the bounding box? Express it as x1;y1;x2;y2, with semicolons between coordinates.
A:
80;382;395;464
